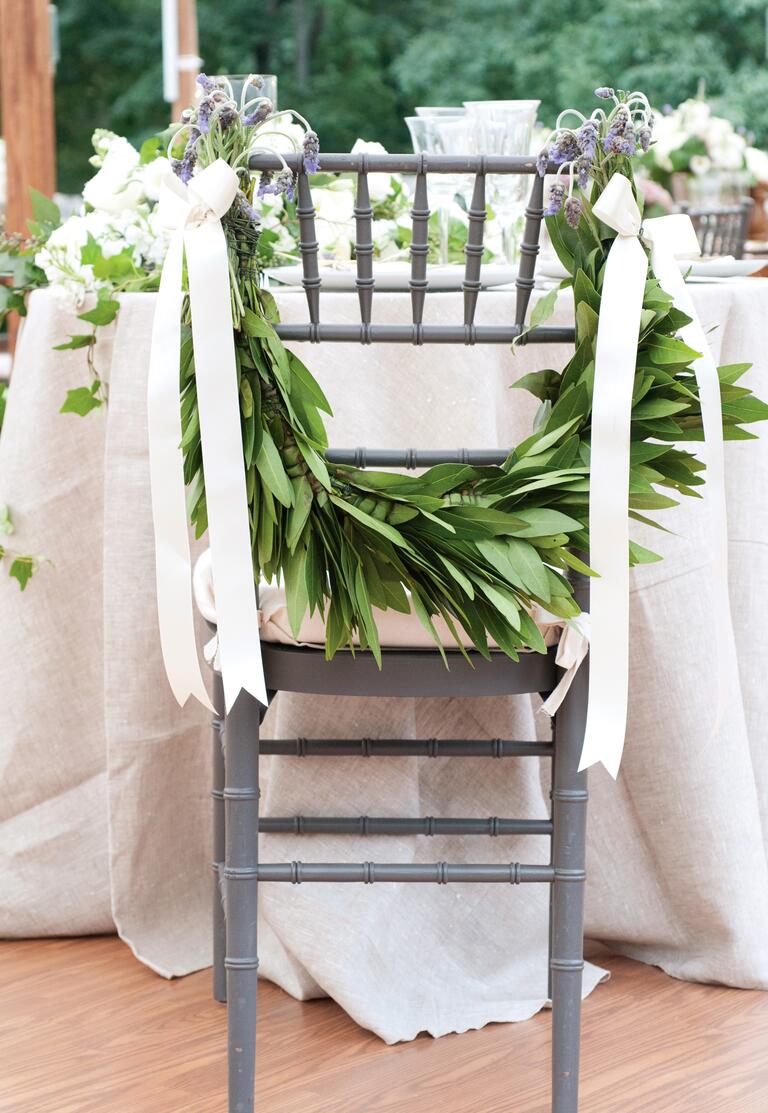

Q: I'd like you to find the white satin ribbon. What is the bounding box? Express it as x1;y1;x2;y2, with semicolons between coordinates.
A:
148;159;268;713
577;173;648;777
577;174;729;777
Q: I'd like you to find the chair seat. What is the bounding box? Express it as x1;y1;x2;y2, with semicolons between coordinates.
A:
193;550;588;705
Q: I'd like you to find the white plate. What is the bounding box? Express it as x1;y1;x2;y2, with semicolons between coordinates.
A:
537;254;766;282
266;261;518;292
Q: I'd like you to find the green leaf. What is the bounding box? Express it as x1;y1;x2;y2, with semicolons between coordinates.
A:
8;556;35;590
330;494;409;548
255;429;294;508
503;538;551;601
283;544;308;638
529;284;561;328
511;369;561;402
507;508;582;538
53;334;95;351
60;384;102;416
286;476;313;552
0;503;13;536
28;188;60;229
287;352;333;414
78;296;120;327
718;363;751;385
294;432;331;490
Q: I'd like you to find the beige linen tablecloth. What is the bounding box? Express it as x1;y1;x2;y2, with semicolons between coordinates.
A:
2;281;768;1043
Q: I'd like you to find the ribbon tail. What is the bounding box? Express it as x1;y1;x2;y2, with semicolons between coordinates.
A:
147;230;214;712
649;240;733;718
185;219;268;713
579;235;649;778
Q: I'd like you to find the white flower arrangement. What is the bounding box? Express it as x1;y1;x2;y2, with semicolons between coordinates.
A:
34;130;172;305
642;97;768;185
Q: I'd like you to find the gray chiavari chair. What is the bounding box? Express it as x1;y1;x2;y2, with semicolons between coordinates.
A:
210;151;588;1113
679;197;753;259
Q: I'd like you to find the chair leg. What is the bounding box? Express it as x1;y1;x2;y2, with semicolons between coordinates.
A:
224;691;262;1113
212;671;227;1004
550;641;589;1113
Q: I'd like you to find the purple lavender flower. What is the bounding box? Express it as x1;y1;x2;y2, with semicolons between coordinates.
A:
603;107;636;156
544;181;566;216
595;87;614;100
235;190;262;224
575;155;592;191
549;130;581;165
302;129;320;174
257;169;275;198
247;74;264;93
576;119;598;160
197;73;218;93
536;148;550;177
198;90;236;134
564;195;582;228
637;125;653;154
242;98;273;127
274;168;297;202
217;102;239;130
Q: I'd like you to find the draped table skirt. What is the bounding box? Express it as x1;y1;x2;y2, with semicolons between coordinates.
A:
2;280;768;1042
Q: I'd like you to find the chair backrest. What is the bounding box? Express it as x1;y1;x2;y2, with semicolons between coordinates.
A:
249;151;573;468
679;197;753;260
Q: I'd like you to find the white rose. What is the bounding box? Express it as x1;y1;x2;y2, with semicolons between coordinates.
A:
82;136;143;213
140;156;173;202
311;186;354;260
746;146;768;184
690;154;712;176
350;138;393;202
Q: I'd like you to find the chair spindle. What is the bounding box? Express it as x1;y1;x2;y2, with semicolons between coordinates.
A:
515;174;545;328
296;171;321;325
463;168;487;328
354;162;375;326
409;160;430;329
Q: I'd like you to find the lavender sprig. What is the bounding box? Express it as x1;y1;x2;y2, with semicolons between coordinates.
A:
302;129;321;174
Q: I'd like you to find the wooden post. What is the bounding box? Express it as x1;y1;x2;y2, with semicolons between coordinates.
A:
172;0;200;122
0;0;57;234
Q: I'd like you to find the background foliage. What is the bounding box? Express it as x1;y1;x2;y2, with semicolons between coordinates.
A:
55;0;768;192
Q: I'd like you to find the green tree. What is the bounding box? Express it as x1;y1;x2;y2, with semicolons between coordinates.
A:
53;0;768;194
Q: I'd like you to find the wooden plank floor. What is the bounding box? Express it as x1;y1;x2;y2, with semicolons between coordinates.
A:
1;937;767;1112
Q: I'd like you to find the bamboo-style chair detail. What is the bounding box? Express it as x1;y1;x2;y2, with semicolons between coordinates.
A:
209;150;588;1113
679;197;753;259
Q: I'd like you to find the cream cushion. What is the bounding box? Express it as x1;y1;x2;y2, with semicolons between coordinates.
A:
192;550;589;710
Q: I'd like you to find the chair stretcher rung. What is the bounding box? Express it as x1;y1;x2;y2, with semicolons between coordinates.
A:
258;738;553;758
225;862;559;884
326;448;510;468
273;323;574;345
258;816;553;836
249;152;553;176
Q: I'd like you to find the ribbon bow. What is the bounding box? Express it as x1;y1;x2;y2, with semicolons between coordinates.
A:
577;173;730;777
147;159;268;713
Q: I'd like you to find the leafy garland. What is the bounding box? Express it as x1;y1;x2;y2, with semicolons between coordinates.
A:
180;81;768;663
